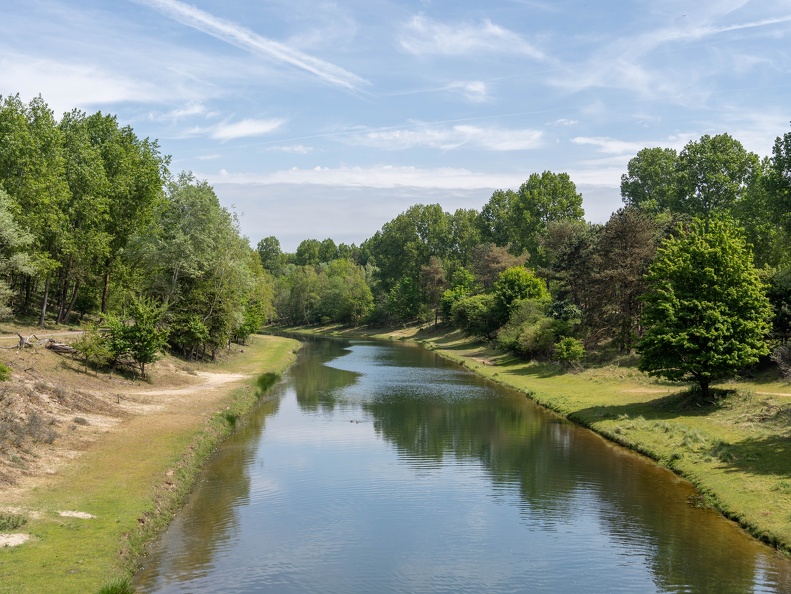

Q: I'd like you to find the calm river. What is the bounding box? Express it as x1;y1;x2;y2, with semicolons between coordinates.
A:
135;337;791;593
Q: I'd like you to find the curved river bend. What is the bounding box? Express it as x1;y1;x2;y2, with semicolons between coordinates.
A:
136;337;791;593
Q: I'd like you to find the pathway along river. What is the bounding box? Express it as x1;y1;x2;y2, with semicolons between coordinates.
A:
136;337;791;593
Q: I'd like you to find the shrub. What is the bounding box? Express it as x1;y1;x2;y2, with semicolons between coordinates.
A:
554;337;585;367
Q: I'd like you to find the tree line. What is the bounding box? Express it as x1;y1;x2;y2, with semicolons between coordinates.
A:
0;95;273;374
267;130;791;393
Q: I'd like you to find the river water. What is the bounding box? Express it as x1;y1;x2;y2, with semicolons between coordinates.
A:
135;336;791;593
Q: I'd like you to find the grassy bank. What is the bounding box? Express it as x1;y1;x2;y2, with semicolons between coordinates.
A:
287;323;791;553
0;334;300;594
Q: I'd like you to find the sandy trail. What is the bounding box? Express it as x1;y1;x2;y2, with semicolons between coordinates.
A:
0;367;253;509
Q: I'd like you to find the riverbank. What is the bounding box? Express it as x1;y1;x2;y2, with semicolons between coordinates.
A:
283;323;791;554
0;332;300;594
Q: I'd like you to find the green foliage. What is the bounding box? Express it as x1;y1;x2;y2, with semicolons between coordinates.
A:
72;323;113;372
620;147;679;212
295;239;321;266
554;337;585;366
256;236;284;273
493;266;549;324
675;134;760;217
387;276;422;323
496;298;554;358
451;293;500;339
0;361;10;382
638;218;772;398
107;297;169;377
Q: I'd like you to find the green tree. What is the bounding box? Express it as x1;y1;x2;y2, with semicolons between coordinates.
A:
638;218;772;399
256;236;285;273
675;133;759;217
295;239;321;266
492;266;549;324
509;171;585;261
83;112;168;313
620;147;679;212
107;296;169;377
0;94;69;324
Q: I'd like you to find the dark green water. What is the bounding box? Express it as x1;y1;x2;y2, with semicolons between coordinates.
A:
135;337;791;593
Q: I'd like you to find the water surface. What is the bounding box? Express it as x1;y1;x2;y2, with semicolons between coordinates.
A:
136;337;791;593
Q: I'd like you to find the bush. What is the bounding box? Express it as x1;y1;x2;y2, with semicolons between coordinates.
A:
496;298;553;358
451;293;500;338
73;324;113;372
515;318;555;359
554;337;585;367
0;362;10;382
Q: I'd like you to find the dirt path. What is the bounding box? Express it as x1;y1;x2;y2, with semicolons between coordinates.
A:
0;366;252;508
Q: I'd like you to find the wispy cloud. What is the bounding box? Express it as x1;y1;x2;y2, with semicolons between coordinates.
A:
399;15;545;59
207;165;526;190
447;81;489;103
267;144;314;154
572;134;695;154
550;11;791;97
347;123;542;151
547;118;578;126
212;118;285;141
134;0;369;90
0;52;167;114
148;102;218;122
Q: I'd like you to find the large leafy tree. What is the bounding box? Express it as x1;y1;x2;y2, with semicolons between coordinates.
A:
637;218;772;399
674;133;760;217
509;171;584;261
620;147;679;212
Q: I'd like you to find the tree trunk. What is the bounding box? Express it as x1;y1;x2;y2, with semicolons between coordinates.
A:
699;379;710;401
61;280;81;325
38;275;51;327
101;263;111;314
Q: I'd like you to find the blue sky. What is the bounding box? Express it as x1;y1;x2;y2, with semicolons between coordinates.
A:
1;0;790;251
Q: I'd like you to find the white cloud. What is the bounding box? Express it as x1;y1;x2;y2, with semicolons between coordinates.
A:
267;145;314;154
572;134;695;154
347;124;542;151
447;81;489;103
0;53;167;115
399;15;545;60
205;165;527;190
549;11;791;97
211;118;285;140
148;102;218;122
134;0;369;90
547;118;578;126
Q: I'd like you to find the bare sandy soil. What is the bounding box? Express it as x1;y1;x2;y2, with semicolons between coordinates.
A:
0;331;253;522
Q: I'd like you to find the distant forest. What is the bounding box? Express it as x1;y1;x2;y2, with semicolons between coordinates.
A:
1;94;790;383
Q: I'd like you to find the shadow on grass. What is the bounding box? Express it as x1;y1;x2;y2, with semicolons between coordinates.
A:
570;389;738;424
710;433;791;477
498;358;566;379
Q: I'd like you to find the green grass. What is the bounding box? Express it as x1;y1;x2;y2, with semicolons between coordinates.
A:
0;334;300;594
